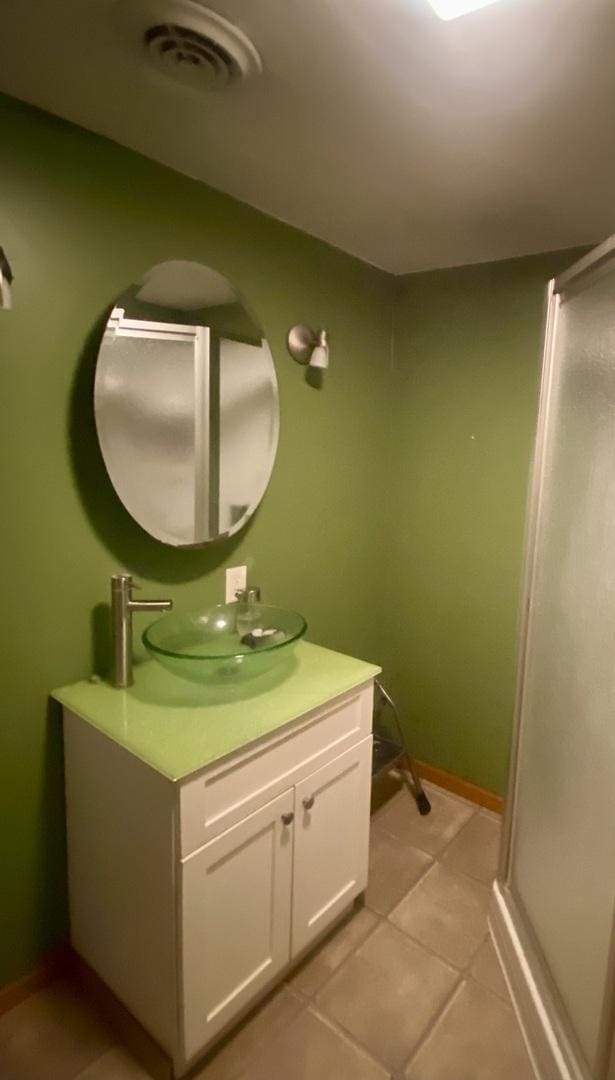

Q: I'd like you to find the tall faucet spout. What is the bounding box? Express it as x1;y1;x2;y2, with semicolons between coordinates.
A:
129;599;173;614
110;574;173;689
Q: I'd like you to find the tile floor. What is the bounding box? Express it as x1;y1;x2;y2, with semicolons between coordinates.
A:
0;782;537;1080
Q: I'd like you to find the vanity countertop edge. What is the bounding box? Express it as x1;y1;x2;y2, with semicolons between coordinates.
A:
52;640;381;782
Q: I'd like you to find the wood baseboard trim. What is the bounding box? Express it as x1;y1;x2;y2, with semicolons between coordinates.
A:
415;759;504;814
0;944;71;1017
0;948;171;1079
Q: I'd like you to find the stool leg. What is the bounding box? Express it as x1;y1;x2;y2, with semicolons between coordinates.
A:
375;679;431;816
399;758;431;816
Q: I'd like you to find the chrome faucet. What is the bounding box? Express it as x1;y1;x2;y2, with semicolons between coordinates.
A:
111;574;173;689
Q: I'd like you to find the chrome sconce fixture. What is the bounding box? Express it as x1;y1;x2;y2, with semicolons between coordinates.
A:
287;325;329;370
0;248;13;310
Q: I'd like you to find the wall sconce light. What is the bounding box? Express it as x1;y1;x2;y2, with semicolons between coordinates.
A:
0;247;13;310
287;325;329;370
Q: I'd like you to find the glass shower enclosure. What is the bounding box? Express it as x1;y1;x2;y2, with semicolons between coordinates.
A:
493;237;615;1080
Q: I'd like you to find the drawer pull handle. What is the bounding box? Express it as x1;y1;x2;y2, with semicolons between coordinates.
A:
281;812;294;826
302;796;315;811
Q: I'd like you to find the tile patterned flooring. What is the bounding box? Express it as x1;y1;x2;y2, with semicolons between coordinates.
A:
0;782;536;1080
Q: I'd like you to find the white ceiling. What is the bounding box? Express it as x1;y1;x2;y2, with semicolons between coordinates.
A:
0;0;614;273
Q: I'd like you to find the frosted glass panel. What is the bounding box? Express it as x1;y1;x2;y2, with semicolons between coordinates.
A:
512;267;615;1069
95;332;197;545
219;338;279;535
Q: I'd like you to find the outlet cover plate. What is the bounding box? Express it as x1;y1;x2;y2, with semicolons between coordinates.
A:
225;565;247;603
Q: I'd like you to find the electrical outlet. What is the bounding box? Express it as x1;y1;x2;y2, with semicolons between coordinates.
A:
225;565;247;603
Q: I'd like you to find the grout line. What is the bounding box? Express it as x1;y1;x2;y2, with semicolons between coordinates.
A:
295;919;509;1080
386;857;439;914
429;818;481;863
287;913;385;1000
409;811;500;886
436;853;499;889
276;800;500;1075
293;869;491;1002
375;854;438;915
369;818;432;855
207;987;311;1080
309;994;401;1074
401;967;522;1076
459;931;491;977
401;976;467;1075
384;912;482;976
72;1045;117;1080
306;989;397;1075
385;852;494;922
372;797;480;865
289;887;502;1078
466;970;514;1007
307;917;462;1075
369;817;442;863
287;983;312;1004
383;920;463;980
307;1003;393;1074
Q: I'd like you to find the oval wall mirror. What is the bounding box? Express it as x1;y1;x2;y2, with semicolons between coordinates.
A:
94;260;279;547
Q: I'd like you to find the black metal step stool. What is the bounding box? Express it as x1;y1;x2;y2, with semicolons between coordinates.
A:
371;679;431;816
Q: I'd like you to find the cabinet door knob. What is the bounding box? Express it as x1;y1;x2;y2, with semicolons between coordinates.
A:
281;812;294;826
302;795;315;811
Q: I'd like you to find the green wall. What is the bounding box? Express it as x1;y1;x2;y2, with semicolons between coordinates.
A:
0;90;590;988
0;95;392;986
384;252;584;794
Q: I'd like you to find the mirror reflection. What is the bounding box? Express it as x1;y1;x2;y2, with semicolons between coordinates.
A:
94;260;279;547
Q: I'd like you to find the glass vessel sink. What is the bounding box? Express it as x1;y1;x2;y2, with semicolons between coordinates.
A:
143;602;307;684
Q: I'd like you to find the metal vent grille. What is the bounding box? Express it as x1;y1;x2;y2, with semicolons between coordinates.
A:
144;22;237;88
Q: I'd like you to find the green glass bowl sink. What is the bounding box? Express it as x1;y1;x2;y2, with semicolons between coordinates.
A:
142;603;307;685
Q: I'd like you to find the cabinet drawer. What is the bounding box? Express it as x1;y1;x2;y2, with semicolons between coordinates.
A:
179;682;373;856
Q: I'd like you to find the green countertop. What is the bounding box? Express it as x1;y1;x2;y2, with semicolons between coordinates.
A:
52;641;381;781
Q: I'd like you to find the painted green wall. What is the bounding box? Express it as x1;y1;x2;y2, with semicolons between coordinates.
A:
0;90;590;989
0;95;393;986
384;251;584;794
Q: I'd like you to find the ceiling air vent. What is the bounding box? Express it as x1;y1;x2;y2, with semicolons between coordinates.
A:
118;0;262;91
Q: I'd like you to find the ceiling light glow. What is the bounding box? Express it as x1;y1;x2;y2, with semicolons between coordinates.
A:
427;0;503;20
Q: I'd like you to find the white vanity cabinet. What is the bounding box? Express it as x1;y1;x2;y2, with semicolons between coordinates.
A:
61;672;375;1077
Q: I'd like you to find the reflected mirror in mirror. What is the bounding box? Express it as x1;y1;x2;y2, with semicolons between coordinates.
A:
94;260;279;546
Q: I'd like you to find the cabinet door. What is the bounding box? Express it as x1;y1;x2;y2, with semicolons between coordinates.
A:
291;737;372;957
180;788;294;1061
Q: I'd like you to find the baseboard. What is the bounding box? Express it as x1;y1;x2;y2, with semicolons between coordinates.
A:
490;880;588;1080
0;946;172;1078
415;759;504;814
0;944;70;1017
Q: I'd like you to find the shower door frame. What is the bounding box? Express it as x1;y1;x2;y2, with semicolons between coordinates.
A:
104;308;216;542
491;235;615;1080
